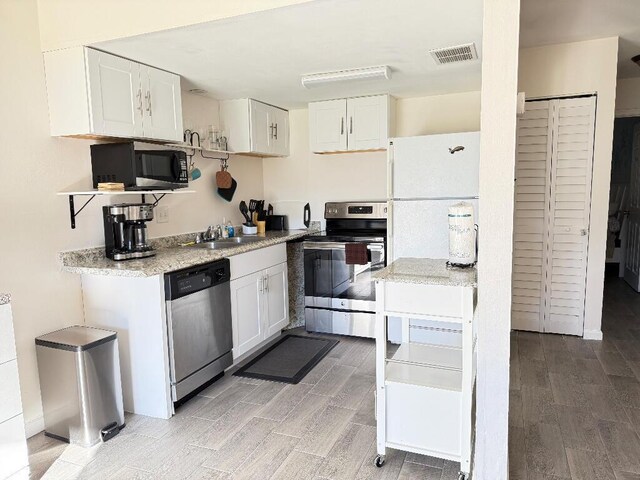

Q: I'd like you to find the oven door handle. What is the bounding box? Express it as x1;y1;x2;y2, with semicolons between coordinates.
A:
303;241;384;251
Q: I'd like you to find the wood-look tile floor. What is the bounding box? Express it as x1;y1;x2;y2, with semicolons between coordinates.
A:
28;329;461;480
510;278;640;480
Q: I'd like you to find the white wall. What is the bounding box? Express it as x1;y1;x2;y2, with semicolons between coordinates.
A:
396;91;482;136
262;92;481;217
473;0;520;477
616;77;640;117
518;37;619;339
37;0;312;51
0;0;263;435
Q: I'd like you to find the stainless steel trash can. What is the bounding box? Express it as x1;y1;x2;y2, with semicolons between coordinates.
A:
35;325;125;447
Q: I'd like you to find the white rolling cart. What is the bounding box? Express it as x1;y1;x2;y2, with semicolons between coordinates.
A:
373;258;477;480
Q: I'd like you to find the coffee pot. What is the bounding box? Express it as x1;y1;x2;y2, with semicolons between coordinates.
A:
103;204;155;261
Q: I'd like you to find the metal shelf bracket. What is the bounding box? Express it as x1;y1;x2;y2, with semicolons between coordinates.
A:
68;194;96;229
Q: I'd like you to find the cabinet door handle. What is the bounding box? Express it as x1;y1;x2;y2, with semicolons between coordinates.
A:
259;276;264;293
340;117;344;135
269;123;274;139
264;274;269;292
136;89;143;115
273;123;278;140
349;117;353;134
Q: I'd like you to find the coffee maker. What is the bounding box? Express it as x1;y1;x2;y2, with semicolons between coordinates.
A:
103;204;155;260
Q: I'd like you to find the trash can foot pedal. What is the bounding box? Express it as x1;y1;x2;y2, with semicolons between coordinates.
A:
101;422;120;442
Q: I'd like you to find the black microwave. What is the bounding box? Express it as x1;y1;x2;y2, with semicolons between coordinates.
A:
90;142;189;190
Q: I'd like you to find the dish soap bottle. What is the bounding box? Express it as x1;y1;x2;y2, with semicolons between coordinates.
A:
221;218;229;239
226;221;235;238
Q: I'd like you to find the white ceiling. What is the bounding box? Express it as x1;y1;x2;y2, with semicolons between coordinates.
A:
520;0;640;79
93;0;484;109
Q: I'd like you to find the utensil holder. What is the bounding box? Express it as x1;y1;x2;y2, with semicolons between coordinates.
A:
242;224;258;235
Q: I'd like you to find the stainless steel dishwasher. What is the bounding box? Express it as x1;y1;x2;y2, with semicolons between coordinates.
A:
165;259;233;403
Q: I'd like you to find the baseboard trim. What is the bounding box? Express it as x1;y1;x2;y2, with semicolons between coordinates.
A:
583;329;603;341
25;415;45;438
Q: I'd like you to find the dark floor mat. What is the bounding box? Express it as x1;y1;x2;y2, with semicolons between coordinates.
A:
233;334;339;384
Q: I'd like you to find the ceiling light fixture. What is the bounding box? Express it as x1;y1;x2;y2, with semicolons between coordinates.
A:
633;54;640;67
300;65;391;89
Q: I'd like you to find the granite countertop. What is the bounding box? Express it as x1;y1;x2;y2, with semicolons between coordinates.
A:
373;258;477;287
0;293;10;305
60;229;316;278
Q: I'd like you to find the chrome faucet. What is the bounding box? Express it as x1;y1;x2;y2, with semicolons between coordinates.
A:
202;224;223;242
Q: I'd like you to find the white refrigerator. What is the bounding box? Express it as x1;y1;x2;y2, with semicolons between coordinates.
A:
388;132;480;261
387;132;480;344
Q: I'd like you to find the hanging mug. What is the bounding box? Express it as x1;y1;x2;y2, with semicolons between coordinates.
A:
189;160;201;181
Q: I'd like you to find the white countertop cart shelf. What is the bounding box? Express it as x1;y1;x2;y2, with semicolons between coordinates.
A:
373;258;477;480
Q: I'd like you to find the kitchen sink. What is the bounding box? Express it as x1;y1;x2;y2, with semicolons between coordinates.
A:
188;236;265;249
216;236;264;244
190;242;237;250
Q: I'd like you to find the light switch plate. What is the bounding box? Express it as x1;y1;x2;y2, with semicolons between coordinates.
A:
156;205;169;223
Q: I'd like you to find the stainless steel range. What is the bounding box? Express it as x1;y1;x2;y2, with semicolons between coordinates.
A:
303;201;387;338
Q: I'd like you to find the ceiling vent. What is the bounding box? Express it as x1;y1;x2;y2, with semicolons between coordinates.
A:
429;43;478;65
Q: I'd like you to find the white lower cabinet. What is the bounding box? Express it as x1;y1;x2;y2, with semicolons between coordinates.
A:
0;302;28;480
0;414;28;480
264;263;289;338
229;244;289;359
230;271;266;357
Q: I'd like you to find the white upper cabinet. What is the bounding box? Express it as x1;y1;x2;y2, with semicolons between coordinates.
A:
249;99;273;154
270;105;290;157
44;47;183;142
309;94;395;153
309;99;347;153
220;98;290;157
347;95;390;151
86;48;144;138
140;65;183;142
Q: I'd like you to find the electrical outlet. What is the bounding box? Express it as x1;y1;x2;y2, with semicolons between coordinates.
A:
156;205;169;223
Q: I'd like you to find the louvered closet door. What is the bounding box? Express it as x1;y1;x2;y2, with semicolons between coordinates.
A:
511;101;553;332
544;97;595;335
512;96;595;335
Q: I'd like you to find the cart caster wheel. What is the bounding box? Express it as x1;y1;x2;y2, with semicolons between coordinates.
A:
458;473;467;480
374;455;385;468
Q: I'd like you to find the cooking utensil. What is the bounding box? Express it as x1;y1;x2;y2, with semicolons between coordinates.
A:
257;200;266;220
239;201;252;224
248;199;258;219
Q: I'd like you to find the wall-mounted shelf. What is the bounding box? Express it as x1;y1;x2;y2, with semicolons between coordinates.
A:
167;143;271;159
57;189;195;229
166;143;233;155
